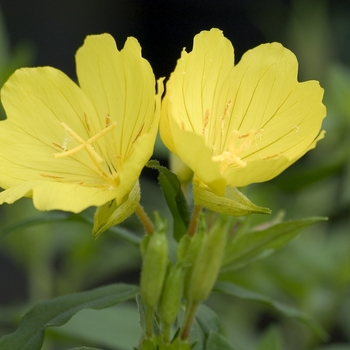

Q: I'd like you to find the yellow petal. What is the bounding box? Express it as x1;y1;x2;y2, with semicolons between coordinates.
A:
0;181;119;213
76;34;157;161
0;67;103;187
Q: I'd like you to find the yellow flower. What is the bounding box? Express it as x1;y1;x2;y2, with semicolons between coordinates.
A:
160;28;326;197
0;34;162;214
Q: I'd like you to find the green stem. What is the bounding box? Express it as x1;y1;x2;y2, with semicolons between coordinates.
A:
181;300;200;340
135;204;154;235
187;205;202;237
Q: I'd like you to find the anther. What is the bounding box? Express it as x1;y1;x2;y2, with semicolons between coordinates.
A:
84;113;91;133
202;109;209;136
221;99;232;132
40;173;64;179
106;113;111;127
263;154;280;160
52;142;65;150
132;122;145;144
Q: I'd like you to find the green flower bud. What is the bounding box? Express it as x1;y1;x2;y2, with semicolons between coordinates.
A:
158;264;184;326
183;218;207;300
188;215;230;302
140;214;168;308
176;234;191;263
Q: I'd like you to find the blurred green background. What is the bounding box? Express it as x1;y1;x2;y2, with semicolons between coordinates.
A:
0;0;350;349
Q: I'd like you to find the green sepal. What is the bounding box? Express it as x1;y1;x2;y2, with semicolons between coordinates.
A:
146;160;190;241
140;213;168;308
188;215;230;302
92;181;140;238
158;264;184;326
193;181;271;216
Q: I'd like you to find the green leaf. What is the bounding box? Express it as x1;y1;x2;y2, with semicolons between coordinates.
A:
146;160;190;241
222;217;328;271
205;331;238;350
136;293;161;336
195;304;225;335
0;212;141;247
56;305;141;350
0;283;139;350
0;212;73;239
214;281;328;340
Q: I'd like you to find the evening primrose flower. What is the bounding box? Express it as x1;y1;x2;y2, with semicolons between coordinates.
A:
160;29;326;201
0;34;162;218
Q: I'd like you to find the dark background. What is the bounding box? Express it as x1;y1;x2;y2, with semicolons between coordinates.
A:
0;0;303;79
1;1;350;349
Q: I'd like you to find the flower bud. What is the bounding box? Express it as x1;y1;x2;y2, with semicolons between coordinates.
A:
140;213;168;308
158;264;184;326
182;217;207;300
188;215;230;302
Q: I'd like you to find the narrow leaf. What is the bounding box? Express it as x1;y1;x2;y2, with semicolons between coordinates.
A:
0;283;139;350
222;217;328;271
214;281;328;340
146;160;190;241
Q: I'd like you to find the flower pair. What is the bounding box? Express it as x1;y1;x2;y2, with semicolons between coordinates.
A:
0;29;326;232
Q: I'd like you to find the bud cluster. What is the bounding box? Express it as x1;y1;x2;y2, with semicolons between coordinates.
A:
139;212;230;348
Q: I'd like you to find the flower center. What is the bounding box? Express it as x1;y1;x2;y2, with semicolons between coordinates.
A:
201;100;265;173
53;119;119;187
212;129;263;172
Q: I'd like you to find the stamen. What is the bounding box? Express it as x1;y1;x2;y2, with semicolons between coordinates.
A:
221;99;232;132
212;129;264;173
202;109;209;136
106;113;111;127
263;153;280;160
84;113;91;133
132;122;145;144
52;142;64;150
40;173;64;179
53;120;118;185
180;121;185;130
